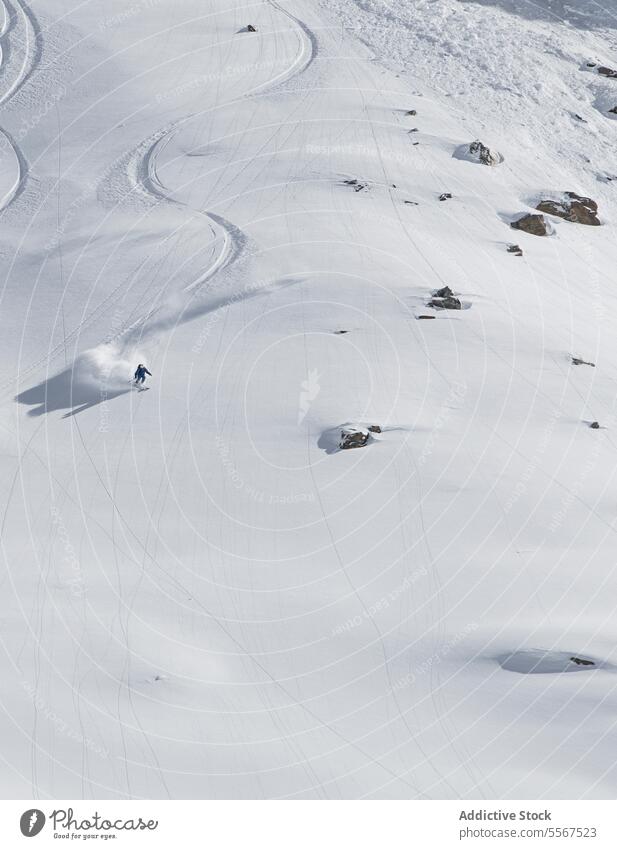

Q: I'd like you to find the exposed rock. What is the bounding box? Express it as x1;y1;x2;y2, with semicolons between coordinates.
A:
339;427;370;450
500;649;601;674
590;421;600;429
417;315;436;320
598;66;617;78
246;24;257;32
469;139;502;165
408;128;419;133
334;330;349;335
342;178;368;192
511;213;548;237
610;107;617;115
573;113;587;122
572;357;595;367
368;425;382;433
507;244;523;257
439;192;452;202
429;285;462;310
536;192;600;226
406;109;417;116
404;200;418;205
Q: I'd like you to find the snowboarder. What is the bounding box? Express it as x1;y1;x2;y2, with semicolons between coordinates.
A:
134;364;152;386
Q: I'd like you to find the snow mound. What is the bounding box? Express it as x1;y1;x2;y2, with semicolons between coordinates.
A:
453;140;503;166
498;650;605;674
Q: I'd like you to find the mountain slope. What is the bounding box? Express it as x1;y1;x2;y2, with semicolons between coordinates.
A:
2;0;617;799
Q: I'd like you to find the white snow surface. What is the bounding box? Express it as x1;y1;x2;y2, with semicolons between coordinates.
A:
2;0;617;799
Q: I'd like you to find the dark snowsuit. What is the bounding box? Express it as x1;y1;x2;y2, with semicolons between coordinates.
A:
134;366;152;385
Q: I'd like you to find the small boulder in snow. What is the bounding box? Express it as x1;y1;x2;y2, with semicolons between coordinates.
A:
511;213;548;237
341;178;368;192
368;425;382;433
586;63;617;78
454;140;503;166
339;426;370;450
590;421;600;429
507;244;523;257
246;24;257;32
439;192;452;202
536;192;600;226
429;285;462;310
499;649;600;674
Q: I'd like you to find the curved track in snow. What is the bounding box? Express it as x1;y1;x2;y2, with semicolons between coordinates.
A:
0;0;40;211
121;0;318;344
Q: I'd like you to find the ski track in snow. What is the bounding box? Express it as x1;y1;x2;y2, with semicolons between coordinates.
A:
120;0;318;348
0;0;38;211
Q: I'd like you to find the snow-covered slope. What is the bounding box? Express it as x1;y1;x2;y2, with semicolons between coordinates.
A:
2;0;617;799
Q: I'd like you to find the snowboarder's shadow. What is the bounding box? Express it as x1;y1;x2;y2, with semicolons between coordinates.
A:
15;366;130;418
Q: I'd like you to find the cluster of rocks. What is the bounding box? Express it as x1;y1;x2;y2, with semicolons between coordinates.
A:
510;193;601;236
342;178;368;192
536;192;601;226
428;286;461;310
587;62;617;78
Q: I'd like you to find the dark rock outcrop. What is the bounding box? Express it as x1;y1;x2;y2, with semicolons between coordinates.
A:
429;285;462;310
342;178;368;192
247;24;257;32
536;192;600;226
507;244;523;256
339;427;370;450
598;66;617;78
439;192;452;202
590;421;600;429
570;656;595;666
572;357;595;367
511;213;548;237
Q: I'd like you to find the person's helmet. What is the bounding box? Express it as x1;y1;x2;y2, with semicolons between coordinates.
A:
138;363;143;368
